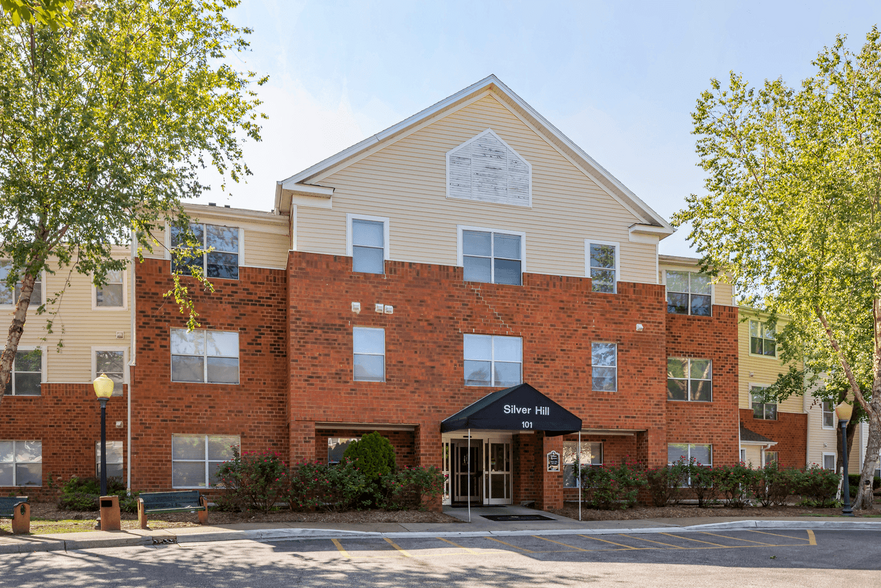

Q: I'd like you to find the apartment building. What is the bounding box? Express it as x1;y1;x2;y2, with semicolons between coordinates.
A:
2;76;742;510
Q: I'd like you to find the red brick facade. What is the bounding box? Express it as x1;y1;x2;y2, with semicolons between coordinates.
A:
739;408;807;468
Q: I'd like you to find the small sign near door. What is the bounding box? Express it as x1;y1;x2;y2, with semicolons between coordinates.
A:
547;450;560;472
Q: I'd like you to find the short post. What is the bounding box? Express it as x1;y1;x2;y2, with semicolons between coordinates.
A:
836;401;854;517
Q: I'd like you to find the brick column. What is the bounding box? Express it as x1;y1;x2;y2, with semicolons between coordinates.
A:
289;420;315;464
534;433;564;510
416;423;443;512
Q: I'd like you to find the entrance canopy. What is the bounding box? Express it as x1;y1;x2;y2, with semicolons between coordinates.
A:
441;383;582;436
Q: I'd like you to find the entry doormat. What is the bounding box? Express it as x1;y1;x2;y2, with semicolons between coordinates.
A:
481;514;554;522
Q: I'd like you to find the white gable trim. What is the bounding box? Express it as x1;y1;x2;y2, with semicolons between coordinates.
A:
445;128;532;207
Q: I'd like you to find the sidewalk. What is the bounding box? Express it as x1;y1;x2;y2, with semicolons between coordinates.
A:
3;505;881;554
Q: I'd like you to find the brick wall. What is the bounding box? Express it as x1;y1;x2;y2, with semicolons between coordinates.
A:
739;409;807;468
131;259;289;491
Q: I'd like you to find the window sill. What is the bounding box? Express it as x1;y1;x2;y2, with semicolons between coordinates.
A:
747;353;779;360
667;399;713;404
666;311;713;318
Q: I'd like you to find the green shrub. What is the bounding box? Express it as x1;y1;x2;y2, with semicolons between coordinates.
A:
792;464;840;507
748;462;793;507
58;476;137;513
214;447;286;513
678;458;717;507
343;432;396;481
578;461;646;510
379;465;445;510
645;463;686;507
285;459;369;512
847;474;881;498
715;463;758;508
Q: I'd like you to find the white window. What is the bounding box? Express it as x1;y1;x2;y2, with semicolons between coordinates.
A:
591;342;617;392
0;260;42;306
667;358;712;402
562;441;603;488
822;453;836;471
4;349;42;396
96;440;124;480
668;443;712;467
328;437;359;464
822;400;835;429
353;327;385;382
171;223;240;280
170;329;239;384
464;334;522;387
171;434;239;488
459;227;524;286
740;449;746;462
751;385;777;420
94;349;126;396
94;269;126;309
446;129;532;207
749;320;776;357
347;215;389;275
0;440;42;486
665;270;711;316
585;241;618;293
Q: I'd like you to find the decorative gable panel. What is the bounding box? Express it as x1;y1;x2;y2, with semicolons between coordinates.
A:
446;129;532;207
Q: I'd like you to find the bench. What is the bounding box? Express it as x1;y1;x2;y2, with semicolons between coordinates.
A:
137;491;208;529
0;496;30;534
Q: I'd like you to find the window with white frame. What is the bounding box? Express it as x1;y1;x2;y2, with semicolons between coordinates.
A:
349;217;387;274
328;437;360;464
170;329;239;384
461;229;523;286
464;334;522;387
95;270;125;308
353;327;385;382
665;270;711;316
0;260;42;306
562;441;603;488
822;453;836;471
751;385;777;420
171;223;239;279
171;434;239;488
667;358;712;402
96;440;124;480
749;320;776;357
822;400;835;428
0;440;42;486
668;443;712;467
586;242;617;293
95;350;125;396
4;349;41;396
591;342;617;391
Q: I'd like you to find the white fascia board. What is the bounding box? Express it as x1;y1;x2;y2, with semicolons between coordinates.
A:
282;183;334;197
739;440;779;447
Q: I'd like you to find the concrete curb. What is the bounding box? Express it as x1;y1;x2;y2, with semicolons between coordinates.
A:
4;519;881;553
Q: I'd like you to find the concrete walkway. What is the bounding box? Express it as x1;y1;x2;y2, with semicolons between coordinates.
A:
2;505;880;554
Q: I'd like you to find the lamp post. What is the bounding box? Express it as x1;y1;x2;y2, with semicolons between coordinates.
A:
93;373;114;497
836;401;854;517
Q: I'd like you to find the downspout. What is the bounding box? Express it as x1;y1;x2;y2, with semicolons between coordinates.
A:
127;232;136;494
803;386;811;467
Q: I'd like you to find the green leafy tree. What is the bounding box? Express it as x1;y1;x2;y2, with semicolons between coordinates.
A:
1;0;73;30
676;27;881;510
0;0;266;409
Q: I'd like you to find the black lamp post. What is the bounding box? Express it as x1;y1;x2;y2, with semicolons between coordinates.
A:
93;373;114;497
836;401;854;517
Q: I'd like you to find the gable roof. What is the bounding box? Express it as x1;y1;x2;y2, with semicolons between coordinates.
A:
274;75;674;235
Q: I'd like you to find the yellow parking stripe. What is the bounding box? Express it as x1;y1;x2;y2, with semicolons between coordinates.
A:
384;537;412;557
660;533;726;547
623;535;685;549
699;532;773;546
536;536;590;551
331;539;350;558
747;530;812;543
807;530;816;546
437;537;480;555
486;537;535;553
578;534;642;549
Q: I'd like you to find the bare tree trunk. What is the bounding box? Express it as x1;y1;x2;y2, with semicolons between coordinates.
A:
0;272;37;409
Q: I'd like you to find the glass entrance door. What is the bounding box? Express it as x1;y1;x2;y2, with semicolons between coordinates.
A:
452;441;482;503
485;439;512;504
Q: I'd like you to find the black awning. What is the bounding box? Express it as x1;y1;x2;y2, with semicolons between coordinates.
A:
441;383;582;436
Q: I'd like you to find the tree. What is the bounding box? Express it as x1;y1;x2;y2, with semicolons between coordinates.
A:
1;0;73;30
0;0;266;409
676;27;881;510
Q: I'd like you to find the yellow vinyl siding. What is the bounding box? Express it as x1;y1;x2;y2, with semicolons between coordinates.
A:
738;311;803;414
741;445;763;468
11;250;131;383
298;93;658;283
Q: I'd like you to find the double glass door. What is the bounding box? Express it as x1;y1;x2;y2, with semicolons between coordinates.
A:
446;436;512;505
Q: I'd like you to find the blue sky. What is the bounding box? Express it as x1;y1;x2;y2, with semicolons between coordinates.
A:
199;0;881;256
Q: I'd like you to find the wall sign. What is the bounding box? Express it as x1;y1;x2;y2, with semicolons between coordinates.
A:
547;450;560;472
